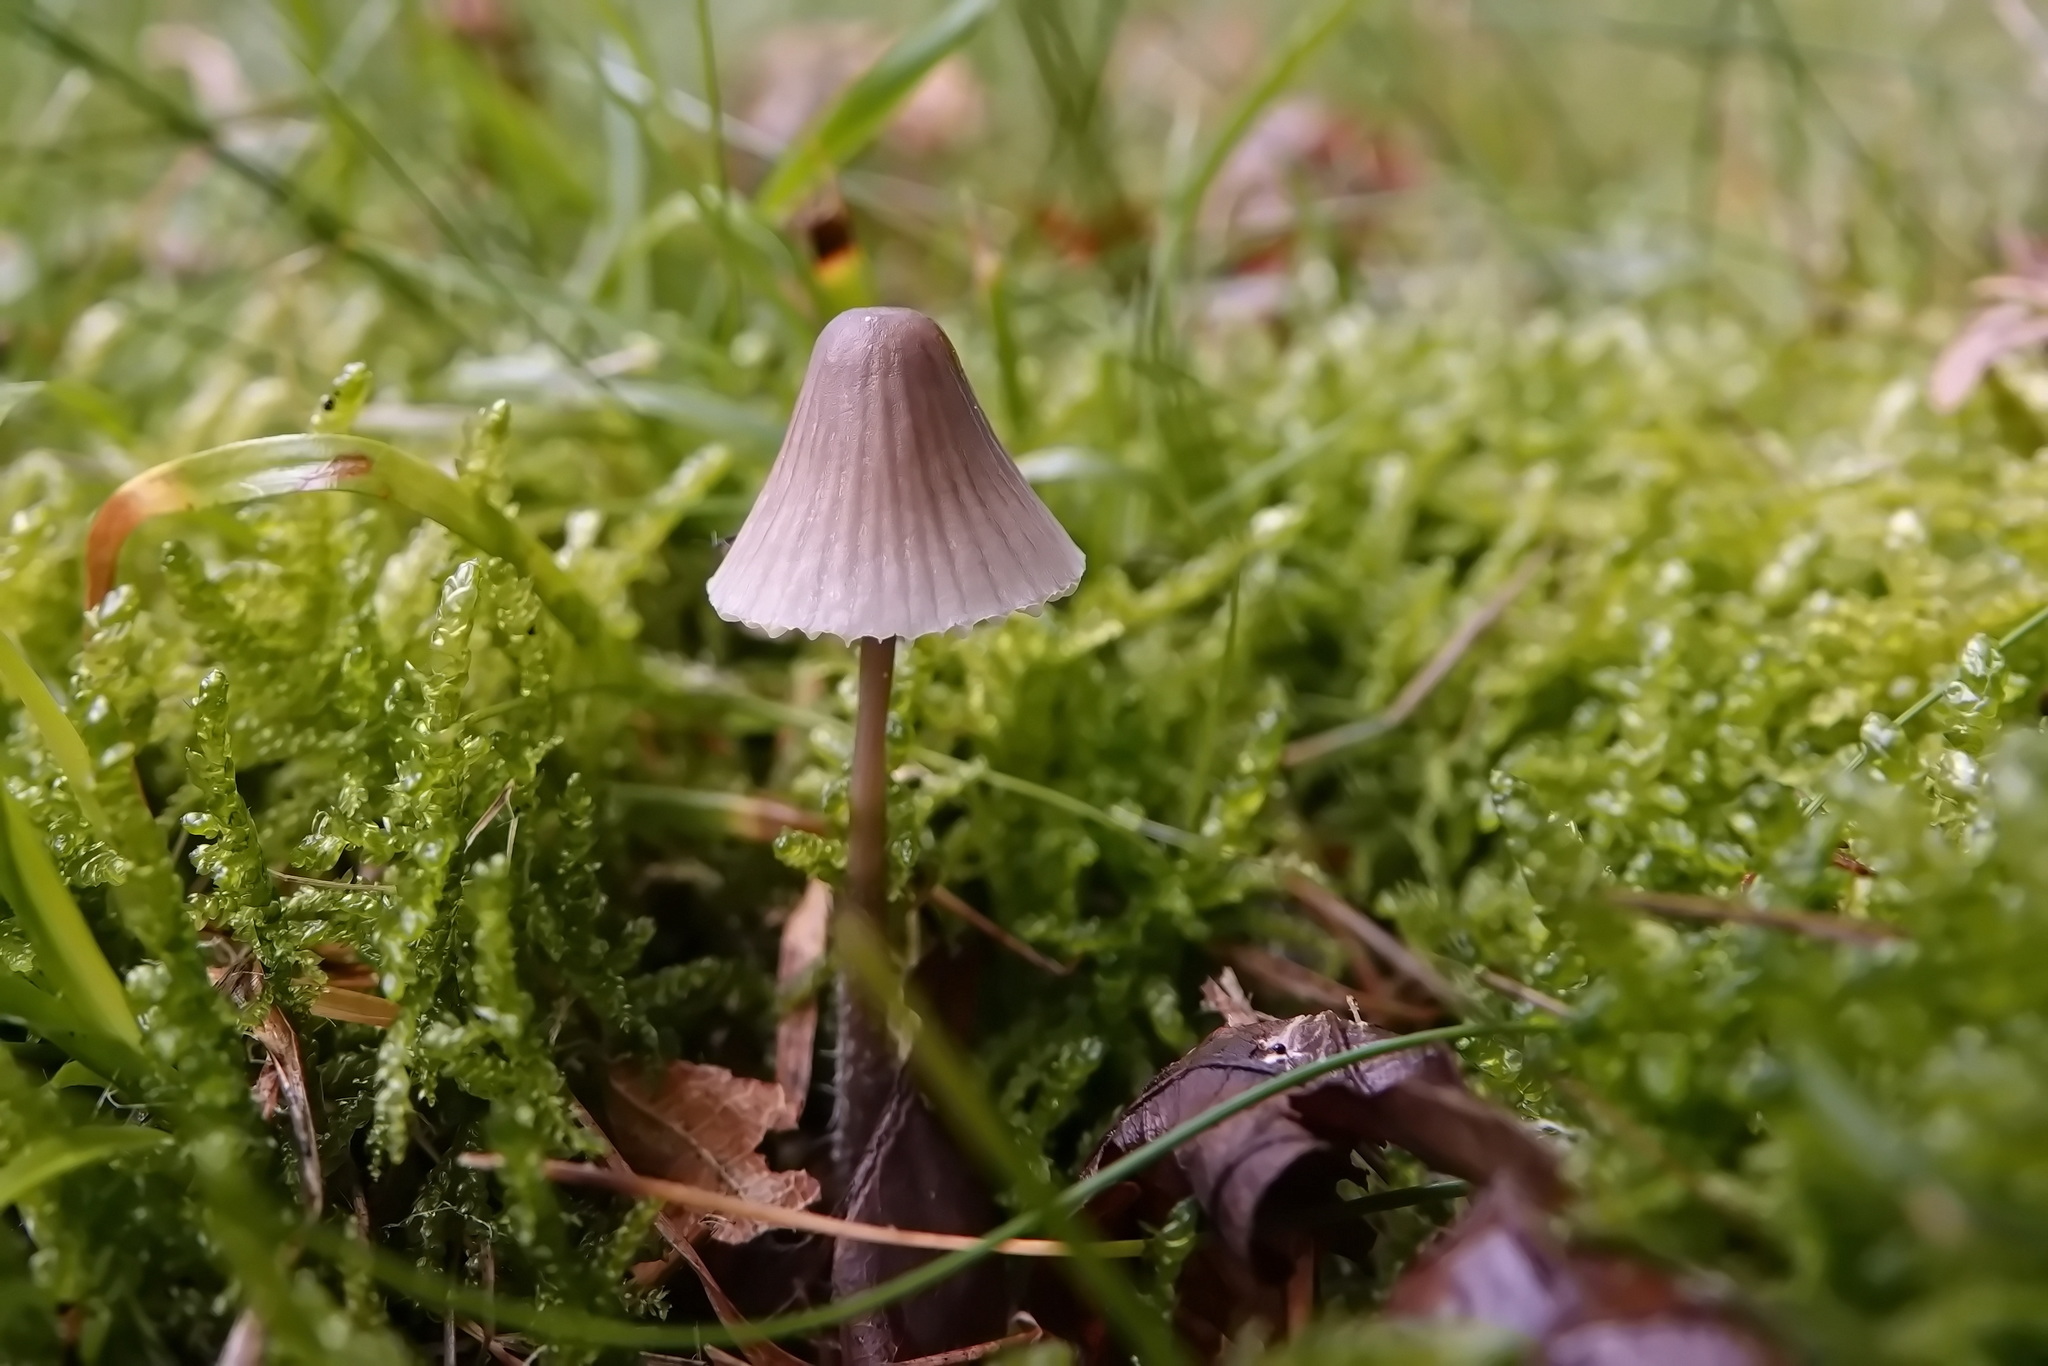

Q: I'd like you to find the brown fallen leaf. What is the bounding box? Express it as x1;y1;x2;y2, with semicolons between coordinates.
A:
773;880;832;1119
606;1061;820;1245
1388;1181;1788;1365
1081;1005;1561;1281
570;1102;806;1366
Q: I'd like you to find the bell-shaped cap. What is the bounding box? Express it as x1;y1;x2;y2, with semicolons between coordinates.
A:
707;307;1084;641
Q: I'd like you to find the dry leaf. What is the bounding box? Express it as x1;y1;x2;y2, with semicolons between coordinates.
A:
773;880;832;1119
1082;1010;1561;1281
1389;1181;1788;1365
606;1062;820;1244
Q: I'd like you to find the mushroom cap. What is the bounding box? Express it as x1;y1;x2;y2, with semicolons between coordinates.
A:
707;307;1085;641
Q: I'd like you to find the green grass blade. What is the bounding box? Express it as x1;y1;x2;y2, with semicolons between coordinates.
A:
754;0;1002;217
333;1020;1526;1348
0;794;139;1048
1150;0;1366;297
0;631;109;837
0;1127;169;1210
85;434;612;647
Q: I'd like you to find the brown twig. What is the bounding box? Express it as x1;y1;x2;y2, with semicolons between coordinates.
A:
1605;889;1909;945
1284;548;1550;766
464;779;517;850
462;1154;1140;1258
891;1317;1048;1366
927;884;1073;975
1220;944;1433;1025
307;984;401;1027
1283;872;1466;1010
1476;968;1575;1018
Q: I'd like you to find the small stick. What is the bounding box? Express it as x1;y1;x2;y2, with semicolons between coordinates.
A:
464;780;517;850
1284;872;1465;1010
272;869;394;894
892;1317;1048;1366
460;1154;1141;1258
1284;549;1549;766
927;885;1072;975
1476;968;1574;1019
1605;889;1908;945
1221;944;1433;1025
307;985;400;1027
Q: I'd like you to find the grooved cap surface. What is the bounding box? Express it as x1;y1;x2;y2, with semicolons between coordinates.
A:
707;307;1084;641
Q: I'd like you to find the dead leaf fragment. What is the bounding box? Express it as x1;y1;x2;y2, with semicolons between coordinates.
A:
1389;1181;1788;1365
1083;1011;1561;1281
606;1062;820;1244
773;880;832;1119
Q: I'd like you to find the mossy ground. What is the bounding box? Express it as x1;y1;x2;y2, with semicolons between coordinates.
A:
4;2;2048;1362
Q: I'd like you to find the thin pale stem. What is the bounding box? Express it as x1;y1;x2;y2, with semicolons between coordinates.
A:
848;637;896;943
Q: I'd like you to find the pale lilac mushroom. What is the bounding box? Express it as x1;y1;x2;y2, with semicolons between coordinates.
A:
707;305;1083;944
708;306;1083;1364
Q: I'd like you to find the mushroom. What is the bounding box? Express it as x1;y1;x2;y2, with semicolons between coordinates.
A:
706;306;1083;1362
708;304;1082;948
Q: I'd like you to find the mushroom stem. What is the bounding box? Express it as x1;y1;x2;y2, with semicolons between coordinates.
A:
848;635;896;945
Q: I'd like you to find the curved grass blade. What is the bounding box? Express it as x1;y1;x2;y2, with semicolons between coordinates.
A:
754;0;1001;217
0;965;145;1087
1149;0;1366;302
0;794;139;1049
84;434;611;647
0;631;109;836
326;1020;1533;1349
0;1127;169;1210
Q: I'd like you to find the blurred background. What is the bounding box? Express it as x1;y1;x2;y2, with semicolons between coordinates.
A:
3;0;2042;459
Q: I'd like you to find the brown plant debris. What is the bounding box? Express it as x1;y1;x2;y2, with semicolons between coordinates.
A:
773;878;833;1119
604;1061;820;1244
1606;888;1909;945
1388;1180;1788;1364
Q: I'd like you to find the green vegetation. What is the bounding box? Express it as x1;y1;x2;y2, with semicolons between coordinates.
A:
5;0;2048;1361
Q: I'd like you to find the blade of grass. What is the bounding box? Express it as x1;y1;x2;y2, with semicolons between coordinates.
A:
0;631;109;835
84;433;611;647
1149;0;1366;300
0;1126;170;1209
7;5;458;334
755;0;1003;217
323;1016;1532;1349
0;964;147;1085
0;794;140;1048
